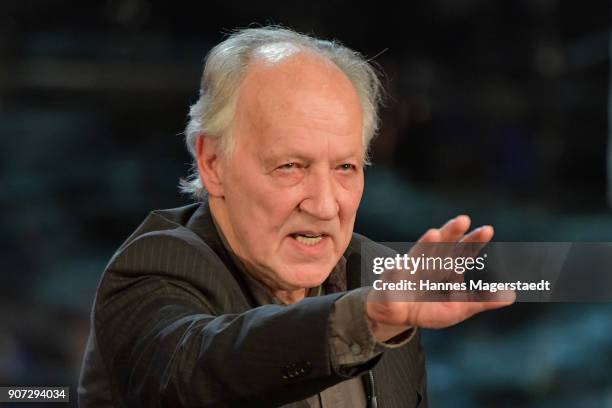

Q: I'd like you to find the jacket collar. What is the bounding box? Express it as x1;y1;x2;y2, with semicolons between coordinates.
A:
185;200;261;307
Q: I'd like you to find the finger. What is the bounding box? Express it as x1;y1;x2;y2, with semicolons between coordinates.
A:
457;225;494;259
417;228;441;243
436;216;470;271
460;225;494;244
439;215;471;243
469;288;516;305
412;228;440;262
474;298;515;312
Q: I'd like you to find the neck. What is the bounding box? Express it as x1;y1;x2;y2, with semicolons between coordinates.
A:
274;288;308;305
209;196;308;305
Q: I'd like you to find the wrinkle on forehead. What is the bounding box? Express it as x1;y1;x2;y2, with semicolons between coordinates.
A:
234;50;363;141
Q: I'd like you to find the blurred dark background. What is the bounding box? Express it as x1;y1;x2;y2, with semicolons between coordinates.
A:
1;1;612;407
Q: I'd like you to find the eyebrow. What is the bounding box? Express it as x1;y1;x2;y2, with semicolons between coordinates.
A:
259;152;310;168
260;150;364;168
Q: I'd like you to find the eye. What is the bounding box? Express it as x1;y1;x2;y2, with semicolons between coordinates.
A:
279;162;297;170
337;163;357;171
276;162;305;172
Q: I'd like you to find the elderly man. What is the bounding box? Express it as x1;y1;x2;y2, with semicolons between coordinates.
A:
79;27;512;407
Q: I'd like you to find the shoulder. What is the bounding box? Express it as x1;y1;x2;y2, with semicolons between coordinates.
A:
107;203;221;274
112;203;203;255
95;202;249;315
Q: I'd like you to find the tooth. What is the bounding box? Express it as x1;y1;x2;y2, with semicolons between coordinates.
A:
295;235;323;246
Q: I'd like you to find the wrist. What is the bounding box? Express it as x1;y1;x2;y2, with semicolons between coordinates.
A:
366;312;412;343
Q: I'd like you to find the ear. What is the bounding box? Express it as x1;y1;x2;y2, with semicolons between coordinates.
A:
195;135;225;197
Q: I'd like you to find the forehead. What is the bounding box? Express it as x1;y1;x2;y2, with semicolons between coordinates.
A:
232;50;364;149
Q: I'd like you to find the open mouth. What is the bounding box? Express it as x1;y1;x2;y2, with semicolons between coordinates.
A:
290;233;326;246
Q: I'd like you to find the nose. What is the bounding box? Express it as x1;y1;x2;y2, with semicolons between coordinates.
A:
298;168;339;221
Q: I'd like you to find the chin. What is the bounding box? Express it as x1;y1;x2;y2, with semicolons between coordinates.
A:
283;262;336;289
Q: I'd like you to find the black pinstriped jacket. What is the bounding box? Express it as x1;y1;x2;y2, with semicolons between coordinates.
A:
78;201;428;407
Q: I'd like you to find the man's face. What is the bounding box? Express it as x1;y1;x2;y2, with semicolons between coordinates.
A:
210;52;365;293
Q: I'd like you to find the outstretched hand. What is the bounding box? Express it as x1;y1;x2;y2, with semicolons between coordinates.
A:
366;215;515;342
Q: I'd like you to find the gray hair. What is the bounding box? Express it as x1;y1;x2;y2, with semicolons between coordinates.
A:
180;26;383;200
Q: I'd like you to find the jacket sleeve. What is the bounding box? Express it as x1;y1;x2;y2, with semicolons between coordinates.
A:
94;232;379;408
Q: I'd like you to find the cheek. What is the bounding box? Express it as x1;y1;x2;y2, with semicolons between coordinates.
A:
236;179;302;238
342;176;364;214
338;186;363;229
